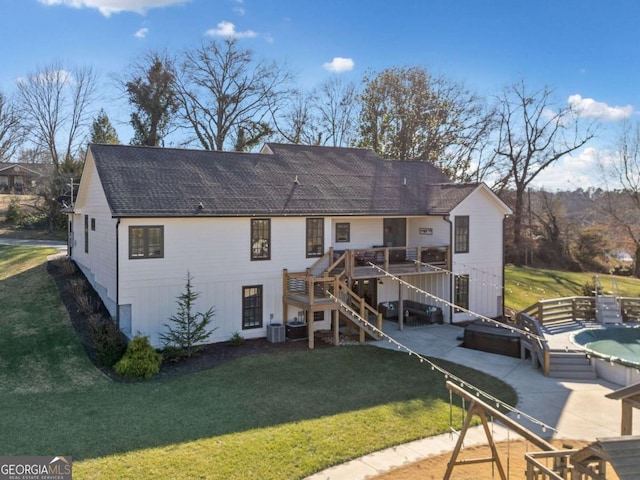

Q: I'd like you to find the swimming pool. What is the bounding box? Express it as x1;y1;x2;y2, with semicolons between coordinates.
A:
571;326;640;386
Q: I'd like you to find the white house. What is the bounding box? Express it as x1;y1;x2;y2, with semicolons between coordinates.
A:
69;143;512;348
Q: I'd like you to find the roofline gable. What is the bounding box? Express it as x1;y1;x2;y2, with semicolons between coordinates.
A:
0;163;45;176
79;143;485;218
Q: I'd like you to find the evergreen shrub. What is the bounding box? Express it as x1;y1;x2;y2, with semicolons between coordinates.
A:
114;335;162;380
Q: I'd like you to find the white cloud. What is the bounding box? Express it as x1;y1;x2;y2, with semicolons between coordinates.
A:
16;69;75;88
233;6;245;15
530;147;615;190
322;57;355;73
37;0;189;17
568;94;633;121
205;21;257;39
134;27;148;38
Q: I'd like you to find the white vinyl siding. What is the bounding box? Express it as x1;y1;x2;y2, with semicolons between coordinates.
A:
451;186;507;320
118;216;324;346
70;152;118;316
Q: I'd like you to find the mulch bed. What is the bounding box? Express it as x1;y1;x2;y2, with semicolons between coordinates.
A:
46;257;334;381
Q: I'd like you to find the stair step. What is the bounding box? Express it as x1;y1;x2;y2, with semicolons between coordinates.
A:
547;350;595;379
549;362;592;371
548;370;598;379
550;359;591;366
549;352;589;359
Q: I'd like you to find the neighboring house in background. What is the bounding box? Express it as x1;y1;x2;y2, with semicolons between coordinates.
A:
0;163;47;194
69;143;512;348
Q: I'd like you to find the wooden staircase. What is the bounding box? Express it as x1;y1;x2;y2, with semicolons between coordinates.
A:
283;250;383;347
519;314;597;380
335;279;383;341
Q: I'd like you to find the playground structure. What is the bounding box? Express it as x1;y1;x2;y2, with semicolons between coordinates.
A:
445;381;640;480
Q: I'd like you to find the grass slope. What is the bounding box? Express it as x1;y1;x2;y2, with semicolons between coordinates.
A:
505;265;640;312
0;245;517;479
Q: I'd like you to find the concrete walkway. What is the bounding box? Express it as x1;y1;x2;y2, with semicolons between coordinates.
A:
307;321;640;479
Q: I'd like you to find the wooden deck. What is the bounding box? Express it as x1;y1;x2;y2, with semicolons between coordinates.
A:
282;245;450;349
351;260;444;279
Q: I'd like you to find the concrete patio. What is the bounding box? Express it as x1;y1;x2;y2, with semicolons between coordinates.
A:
307;320;640;479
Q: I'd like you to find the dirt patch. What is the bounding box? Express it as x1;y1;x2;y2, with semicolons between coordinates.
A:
46;257;335;380
372;438;620;480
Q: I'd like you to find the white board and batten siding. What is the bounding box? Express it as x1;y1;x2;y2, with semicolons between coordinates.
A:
70;153;118;316
330;217;381;248
406;217;450;247
330;217;450;250
118;216;332;347
451;185;509;321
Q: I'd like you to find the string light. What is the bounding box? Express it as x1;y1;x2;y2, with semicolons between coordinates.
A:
414;260;506;298
328;291;558;434
369;263;546;342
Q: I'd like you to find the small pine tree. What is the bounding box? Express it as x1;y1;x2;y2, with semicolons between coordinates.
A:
90;109;120;145
114;335;162;380
160;272;216;358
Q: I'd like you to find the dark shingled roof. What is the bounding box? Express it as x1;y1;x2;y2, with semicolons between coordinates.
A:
88;142;477;217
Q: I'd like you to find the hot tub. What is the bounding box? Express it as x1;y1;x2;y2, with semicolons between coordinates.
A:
464;320;521;358
571;326;640;386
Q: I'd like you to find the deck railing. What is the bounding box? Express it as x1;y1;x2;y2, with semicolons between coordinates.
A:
336;279;383;341
524;449;584;480
520;296;596;325
521;296;640;324
342;245;448;277
518;312;552;376
518;298;596;377
285;271;337;303
518;295;640;377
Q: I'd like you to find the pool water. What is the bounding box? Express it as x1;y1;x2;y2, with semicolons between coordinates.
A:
572;327;640;366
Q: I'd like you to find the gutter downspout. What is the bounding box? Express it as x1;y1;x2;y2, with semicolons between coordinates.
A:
115;218;120;329
502;214;508;321
443;215;453;324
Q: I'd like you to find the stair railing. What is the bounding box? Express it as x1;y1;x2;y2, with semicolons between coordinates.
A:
336;279;383;340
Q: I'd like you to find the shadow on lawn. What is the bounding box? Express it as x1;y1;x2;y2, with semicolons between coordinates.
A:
0;250;518;462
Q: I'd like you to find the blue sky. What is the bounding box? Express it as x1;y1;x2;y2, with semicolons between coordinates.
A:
1;0;639;189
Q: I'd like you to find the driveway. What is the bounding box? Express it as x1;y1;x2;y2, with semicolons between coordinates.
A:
0;237;67;253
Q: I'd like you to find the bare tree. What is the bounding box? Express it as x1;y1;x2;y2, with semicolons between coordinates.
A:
314;76;358;147
175;38;293;151
530;190;579;268
15;62;96;232
0;92;24;161
493;80;594;265
272;89;320;145
122;51;179;147
436;92;498;183
596;121;640;275
16;62;97;174
272;78;358;147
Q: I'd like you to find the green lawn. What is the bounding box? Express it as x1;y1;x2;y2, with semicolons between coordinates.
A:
505;265;640;312
0;245;517;479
